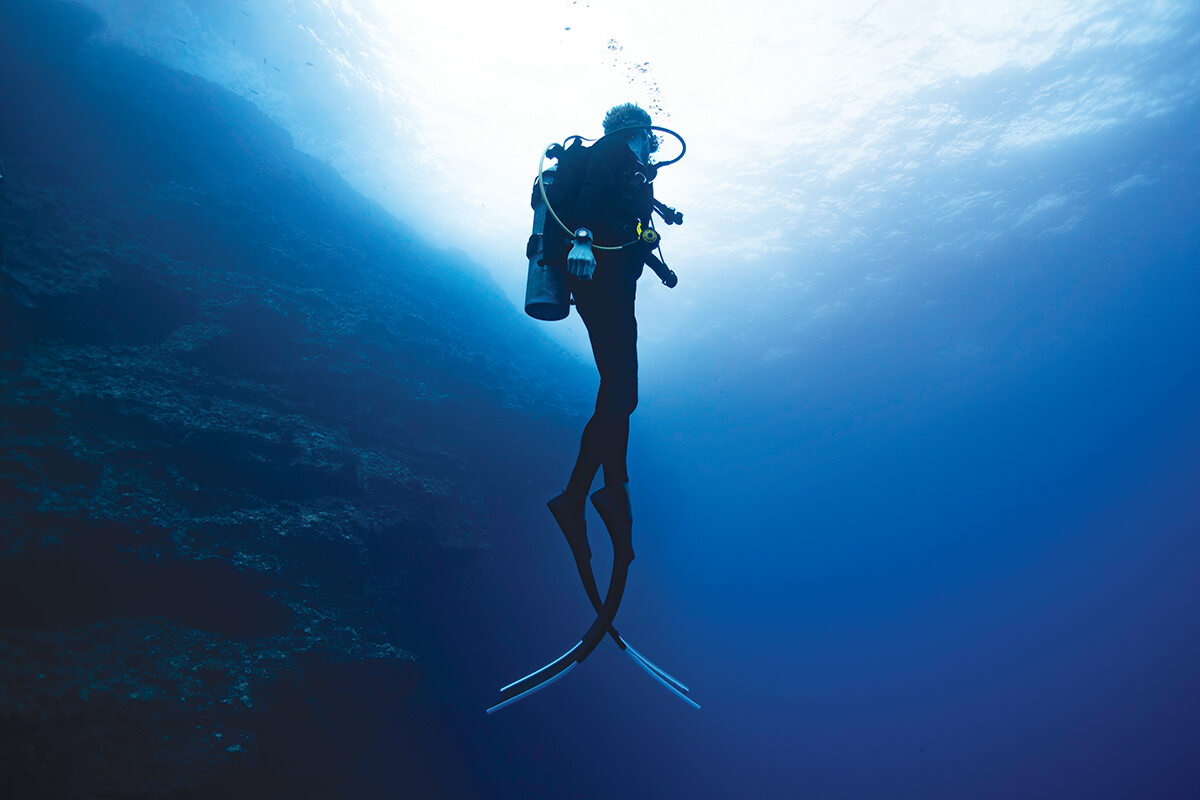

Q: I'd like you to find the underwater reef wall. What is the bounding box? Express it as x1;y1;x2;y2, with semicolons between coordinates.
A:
0;1;587;795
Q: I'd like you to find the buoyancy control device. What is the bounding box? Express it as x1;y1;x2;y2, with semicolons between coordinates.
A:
524;126;686;321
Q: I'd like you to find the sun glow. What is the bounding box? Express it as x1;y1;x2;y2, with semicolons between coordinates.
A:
74;0;1198;344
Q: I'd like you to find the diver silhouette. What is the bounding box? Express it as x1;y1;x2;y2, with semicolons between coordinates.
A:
490;104;697;713
552;103;654;547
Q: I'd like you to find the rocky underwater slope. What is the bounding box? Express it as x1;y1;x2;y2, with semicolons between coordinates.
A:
0;1;588;795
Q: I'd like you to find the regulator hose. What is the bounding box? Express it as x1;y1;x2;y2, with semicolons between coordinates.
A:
537;125;687;249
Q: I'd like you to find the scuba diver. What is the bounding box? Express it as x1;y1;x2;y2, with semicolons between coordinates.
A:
489;104;697;713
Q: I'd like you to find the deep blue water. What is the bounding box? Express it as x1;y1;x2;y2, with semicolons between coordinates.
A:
450;109;1200;798
3;1;1199;797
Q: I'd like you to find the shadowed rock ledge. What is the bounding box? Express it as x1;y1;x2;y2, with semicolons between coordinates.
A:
0;1;589;795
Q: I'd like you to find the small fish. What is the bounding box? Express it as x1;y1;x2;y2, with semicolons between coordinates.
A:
176;38;188;45
305;61;314;66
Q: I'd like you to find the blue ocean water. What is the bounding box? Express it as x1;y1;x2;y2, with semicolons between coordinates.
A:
2;0;1198;798
468;116;1200;799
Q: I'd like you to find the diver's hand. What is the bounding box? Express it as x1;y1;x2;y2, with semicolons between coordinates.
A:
567;228;596;281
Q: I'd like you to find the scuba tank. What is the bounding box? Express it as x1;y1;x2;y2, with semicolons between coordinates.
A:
524;163;570;321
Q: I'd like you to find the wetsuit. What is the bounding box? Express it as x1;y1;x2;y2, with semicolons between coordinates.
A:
564;135;654;498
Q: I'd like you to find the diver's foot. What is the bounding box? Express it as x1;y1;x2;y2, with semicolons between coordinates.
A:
590;483;631;521
548;491;589;558
591;483;634;563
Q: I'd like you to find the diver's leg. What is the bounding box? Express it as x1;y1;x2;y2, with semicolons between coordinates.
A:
556;258;638;591
585;274;638;634
597;273;638;488
551;277;613;612
563;272;626;499
553;269;631;612
564;415;603;501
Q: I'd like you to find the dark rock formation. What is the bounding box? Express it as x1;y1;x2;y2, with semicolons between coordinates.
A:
0;1;588;795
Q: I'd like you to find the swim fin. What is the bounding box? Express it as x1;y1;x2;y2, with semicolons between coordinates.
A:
488;486;634;712
488;485;699;712
547;491;623;647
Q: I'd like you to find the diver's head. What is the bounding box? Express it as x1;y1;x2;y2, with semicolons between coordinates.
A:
603;102;651;134
603;103;659;160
